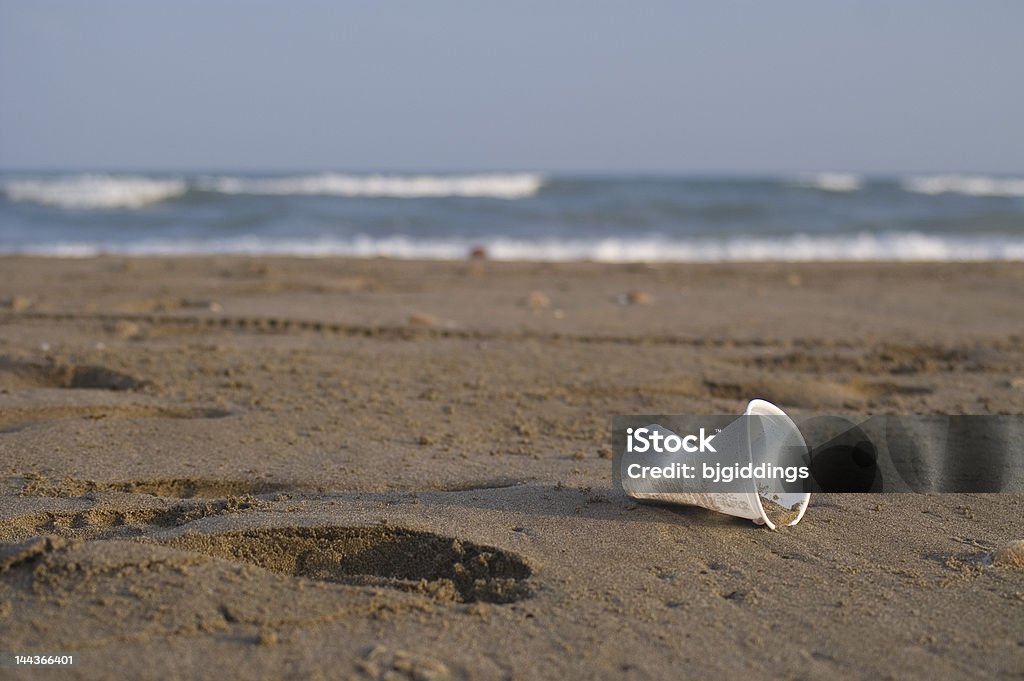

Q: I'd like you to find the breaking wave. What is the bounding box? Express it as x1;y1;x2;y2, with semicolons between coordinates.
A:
902;175;1024;197
2;172;545;209
3;175;188;209
14;232;1024;262
196;172;544;199
792;173;863;193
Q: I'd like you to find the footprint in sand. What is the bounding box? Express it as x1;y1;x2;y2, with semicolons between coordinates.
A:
161;525;533;604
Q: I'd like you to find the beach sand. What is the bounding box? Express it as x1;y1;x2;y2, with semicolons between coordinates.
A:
1;257;1022;680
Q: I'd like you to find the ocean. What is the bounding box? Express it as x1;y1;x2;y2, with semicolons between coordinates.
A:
2;171;1023;261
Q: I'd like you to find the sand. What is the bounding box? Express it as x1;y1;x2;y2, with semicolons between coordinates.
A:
0;256;1022;680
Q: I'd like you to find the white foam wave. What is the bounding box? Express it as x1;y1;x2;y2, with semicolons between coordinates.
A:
15;232;1024;262
3;174;187;209
902;175;1024;197
198;172;544;199
793;173;863;192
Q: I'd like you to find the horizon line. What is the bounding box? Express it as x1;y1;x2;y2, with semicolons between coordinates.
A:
2;166;1023;177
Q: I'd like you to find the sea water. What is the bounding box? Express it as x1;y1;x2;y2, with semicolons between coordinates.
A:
2;171;1022;261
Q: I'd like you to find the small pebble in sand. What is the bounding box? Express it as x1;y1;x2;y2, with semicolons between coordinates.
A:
524;290;551;310
359;645;450;681
626;290;654;305
613;290;654;305
5;295;33;312
182;299;223;312
992;540;1024;568
408;312;439;327
112;320;143;339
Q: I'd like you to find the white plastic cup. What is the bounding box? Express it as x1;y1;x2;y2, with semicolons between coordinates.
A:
620;399;811;529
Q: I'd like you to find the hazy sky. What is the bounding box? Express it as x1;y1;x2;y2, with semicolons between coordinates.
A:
1;1;1022;174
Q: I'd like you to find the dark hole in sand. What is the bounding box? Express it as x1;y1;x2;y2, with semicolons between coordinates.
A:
162;526;532;604
66;366;147;391
0;358;148;391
